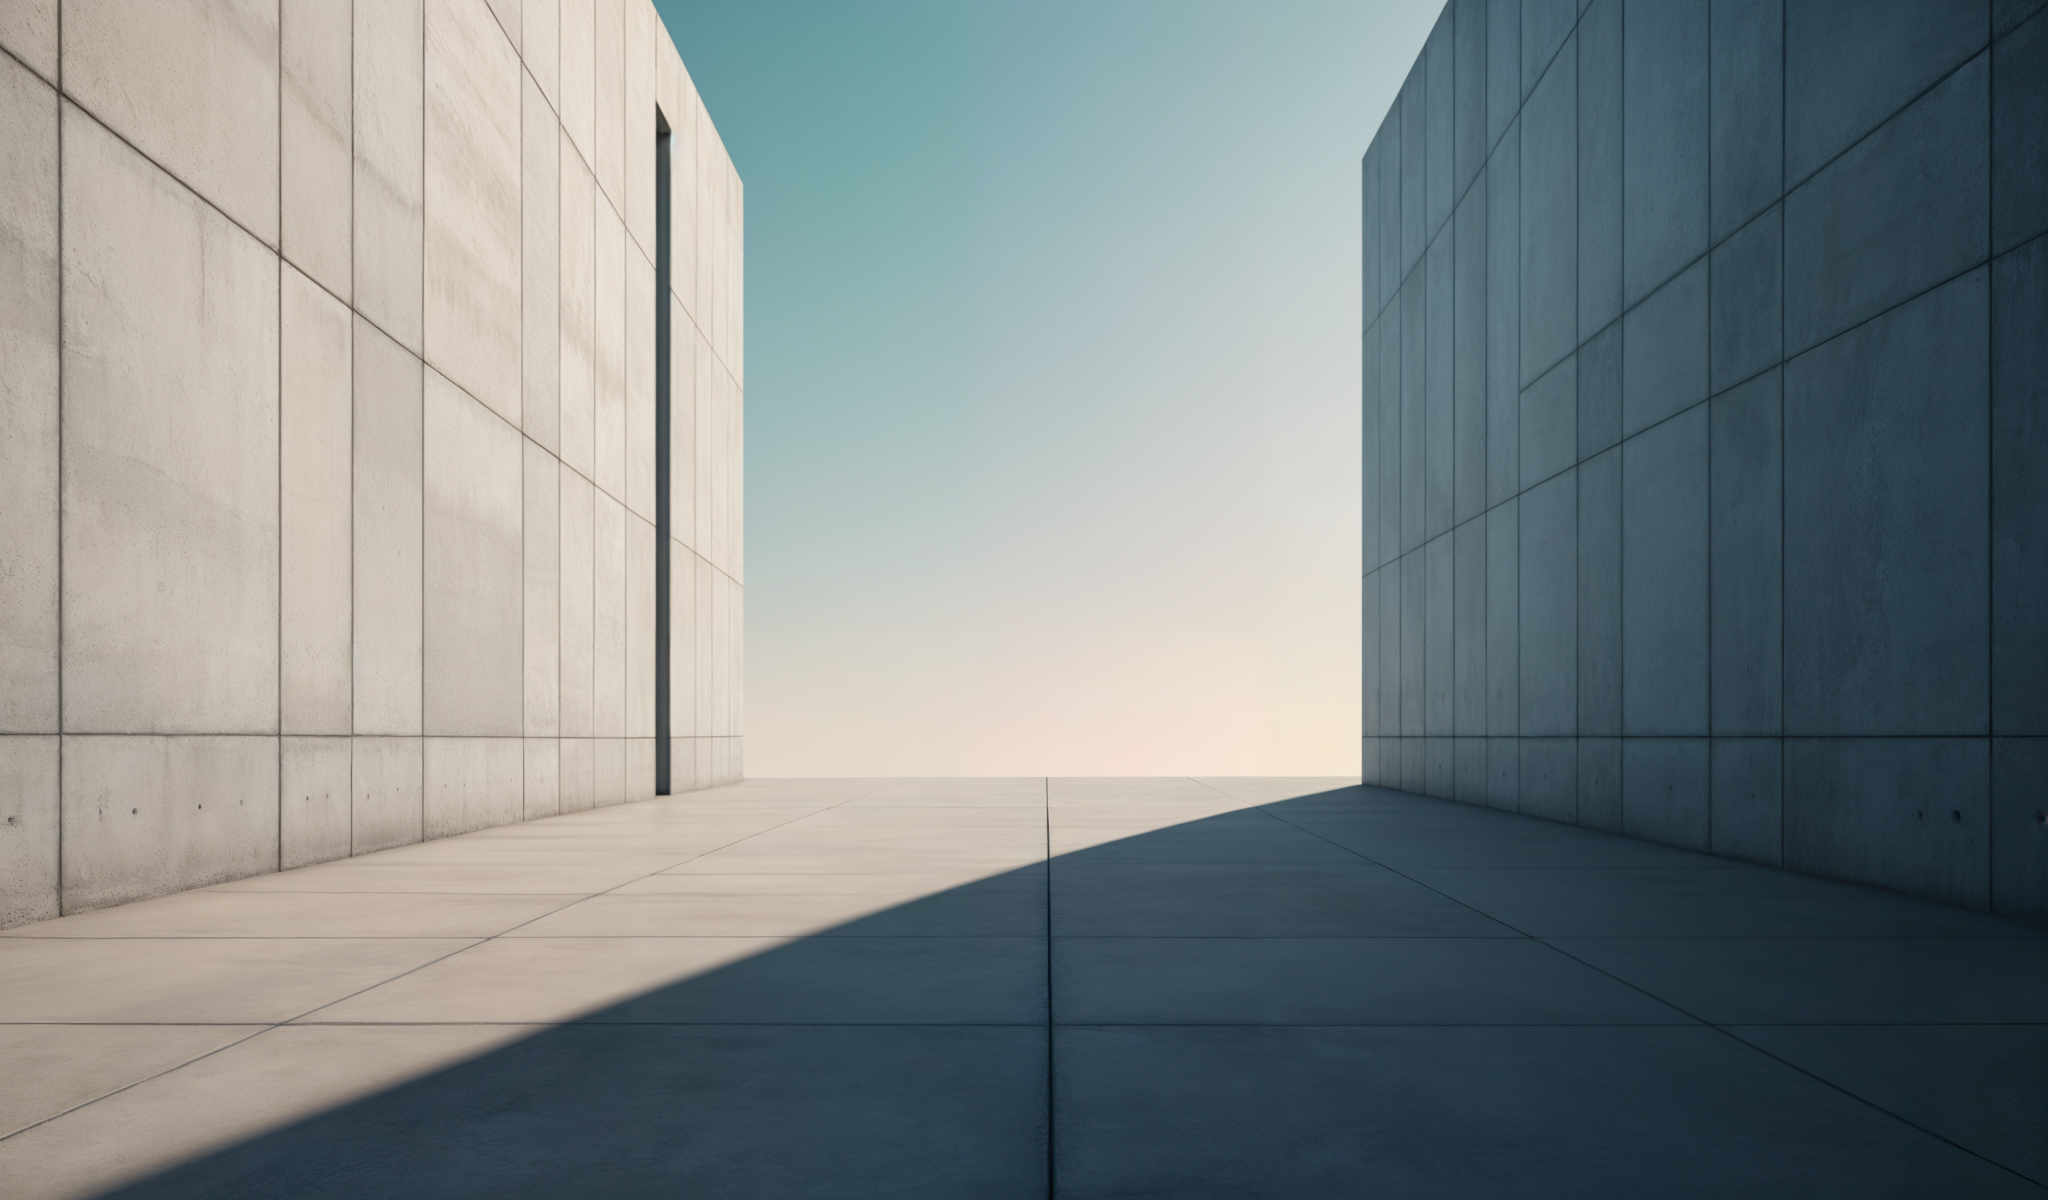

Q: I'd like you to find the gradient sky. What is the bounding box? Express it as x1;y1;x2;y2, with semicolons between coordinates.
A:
655;0;1439;776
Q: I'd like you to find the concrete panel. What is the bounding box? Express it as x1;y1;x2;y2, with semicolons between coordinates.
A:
1486;143;1520;505
1365;147;1382;322
1427;737;1454;800
1520;738;1576;822
1622;404;1709;735
1518;472;1575;737
1576;0;1621;334
1783;56;1988;355
1711;738;1782;866
1425;12;1454;239
1622;0;1708;304
670;545;696;749
0;0;54;80
425;0;521;424
61;0;278;243
1362;570;1380;738
1710;370;1783;735
1453;187;1487;525
351;734;422;855
524;441;561;737
1622;738;1709;850
486;0;519;45
1377;555;1400;746
1710;0;1783;240
1454;520;1487;737
281;736;351;871
281;0;352;296
1402;80;1425;277
1486;736;1518;811
559;0;594;165
62;736;278;912
559;736;596;813
61;113;278;734
1621;259;1706;437
1426;234;1454;538
670;296;697;552
1401;273;1426;552
1992;235;2048;733
1708;206;1782;392
1577;736;1620;831
1521;0;1574;97
1486;500;1519;736
1576;319;1620;460
1401;553;1425;737
1364;322;1380;573
594;492;627;737
559;141;597;479
1519;353;1574;488
280;268;353;734
1402;738;1426;794
1453;0;1487;195
1487;0;1519;149
1378;98;1401;317
1785;738;1991;910
1454;737;1487;803
423;372;524;736
1576;446;1620;735
1994;13;2048;252
595;736;626;807
524;737;560;819
592;0;624;211
0;59;57;733
694;556;714;737
559;465;596;737
1519;42;1575;384
424;737;523;839
1379;297;1403;561
668;735;697;796
594;202;627;500
354;0;425;351
1784;0;1987;182
351;320;423;736
525;0;559;108
1426;535;1454;736
627;516;655;739
0;737;57;926
1991;739;2048;921
624;0;657;256
1997;0;2047;35
1784;271;1988;735
628;737;654;802
522;71;561;454
626;250;657;521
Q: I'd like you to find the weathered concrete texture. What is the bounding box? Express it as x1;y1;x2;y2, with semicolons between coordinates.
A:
0;55;58;735
2;0;743;926
1365;1;2037;919
61;107;279;734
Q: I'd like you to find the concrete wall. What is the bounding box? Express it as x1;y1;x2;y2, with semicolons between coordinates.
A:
1361;0;2046;922
0;0;744;926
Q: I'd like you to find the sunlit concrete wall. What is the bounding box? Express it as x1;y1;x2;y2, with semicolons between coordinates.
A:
1361;0;2046;920
0;0;744;925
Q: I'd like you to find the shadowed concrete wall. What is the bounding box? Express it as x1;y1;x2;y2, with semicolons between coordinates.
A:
1361;0;2047;921
0;0;744;926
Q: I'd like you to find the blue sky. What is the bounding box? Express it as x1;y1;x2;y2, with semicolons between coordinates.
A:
656;0;1439;775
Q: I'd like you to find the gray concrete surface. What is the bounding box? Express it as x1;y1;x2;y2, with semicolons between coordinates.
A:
0;0;745;925
0;777;2041;1197
1362;0;2048;921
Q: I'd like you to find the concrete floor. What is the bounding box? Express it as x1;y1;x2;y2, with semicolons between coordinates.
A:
0;777;2042;1197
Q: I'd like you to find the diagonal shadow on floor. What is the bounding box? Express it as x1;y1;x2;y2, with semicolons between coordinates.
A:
1;778;2044;1198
